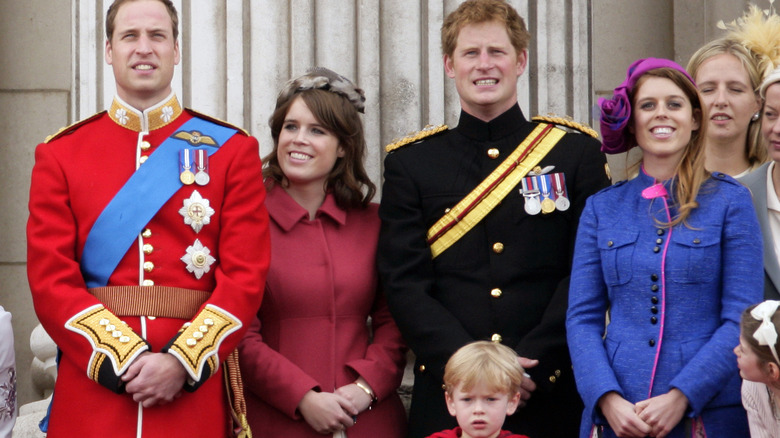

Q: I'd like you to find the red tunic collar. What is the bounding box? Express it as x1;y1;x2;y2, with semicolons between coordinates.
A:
108;92;183;132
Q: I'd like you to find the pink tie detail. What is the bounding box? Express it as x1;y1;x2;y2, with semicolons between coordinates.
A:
641;183;667;199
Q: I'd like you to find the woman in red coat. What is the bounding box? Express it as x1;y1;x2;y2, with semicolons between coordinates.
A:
238;68;408;437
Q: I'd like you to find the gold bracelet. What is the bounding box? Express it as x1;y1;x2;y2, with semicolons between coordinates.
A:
355;381;377;409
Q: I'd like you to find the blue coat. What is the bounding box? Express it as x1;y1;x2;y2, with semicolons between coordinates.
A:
567;170;763;438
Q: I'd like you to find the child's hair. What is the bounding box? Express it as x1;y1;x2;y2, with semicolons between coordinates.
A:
741;301;780;365
443;341;524;395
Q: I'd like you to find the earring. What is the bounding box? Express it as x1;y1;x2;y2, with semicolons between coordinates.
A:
752;112;761;122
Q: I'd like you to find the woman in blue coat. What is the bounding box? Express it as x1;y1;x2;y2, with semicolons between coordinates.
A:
567;58;764;438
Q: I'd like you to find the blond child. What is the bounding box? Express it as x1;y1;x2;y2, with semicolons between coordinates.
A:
426;341;530;438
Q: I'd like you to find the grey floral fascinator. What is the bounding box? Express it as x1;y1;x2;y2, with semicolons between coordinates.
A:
279;67;366;113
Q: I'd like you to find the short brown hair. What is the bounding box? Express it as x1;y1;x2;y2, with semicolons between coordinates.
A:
106;0;179;42
441;0;530;58
443;341;524;395
264;89;376;210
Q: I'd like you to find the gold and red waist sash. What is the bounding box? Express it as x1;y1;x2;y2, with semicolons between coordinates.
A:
88;285;210;319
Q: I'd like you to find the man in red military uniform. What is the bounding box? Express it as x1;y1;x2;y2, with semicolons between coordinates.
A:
26;0;270;436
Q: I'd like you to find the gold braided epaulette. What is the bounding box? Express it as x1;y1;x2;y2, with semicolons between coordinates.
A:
532;114;599;139
45;111;106;143
385;124;448;153
186;108;250;136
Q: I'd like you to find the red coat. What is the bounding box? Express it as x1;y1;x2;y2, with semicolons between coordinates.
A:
238;184;408;437
27;94;270;437
426;427;530;438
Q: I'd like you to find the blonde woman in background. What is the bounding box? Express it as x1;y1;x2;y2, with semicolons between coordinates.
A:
687;37;765;177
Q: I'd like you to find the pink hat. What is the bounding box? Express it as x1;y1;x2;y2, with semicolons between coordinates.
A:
599;58;695;154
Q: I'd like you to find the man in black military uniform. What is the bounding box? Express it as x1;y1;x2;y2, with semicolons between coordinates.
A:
377;1;610;437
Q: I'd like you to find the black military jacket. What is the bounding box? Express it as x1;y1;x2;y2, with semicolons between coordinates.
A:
378;104;610;438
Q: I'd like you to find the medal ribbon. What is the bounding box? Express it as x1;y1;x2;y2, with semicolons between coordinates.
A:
553;172;567;197
531;175;540;192
180;148;193;179
521;178;531;194
81;117;237;288
427;124;565;258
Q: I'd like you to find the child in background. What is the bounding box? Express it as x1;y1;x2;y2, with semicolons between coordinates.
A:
427;341;530;438
0;306;15;438
735;300;780;437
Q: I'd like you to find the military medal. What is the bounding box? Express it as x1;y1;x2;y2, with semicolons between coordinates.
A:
525;195;542;215
194;149;210;186
181;239;216;279
539;175;556;214
180;149;195;185
179;190;216;233
521;177;541;215
552;173;570;211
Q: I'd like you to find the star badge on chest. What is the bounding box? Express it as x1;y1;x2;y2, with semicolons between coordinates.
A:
181;239;216;279
179;190;215;233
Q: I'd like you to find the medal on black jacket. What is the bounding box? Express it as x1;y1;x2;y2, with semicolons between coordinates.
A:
522;177;542;215
540;174;556;214
552;172;570;211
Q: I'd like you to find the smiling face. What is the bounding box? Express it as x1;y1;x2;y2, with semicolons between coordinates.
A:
277;97;344;192
695;53;760;146
105;0;180;110
445;381;519;438
631;76;700;175
762;83;780;164
444;21;527;122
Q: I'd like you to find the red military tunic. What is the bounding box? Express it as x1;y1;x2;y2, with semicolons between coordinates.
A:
27;93;271;437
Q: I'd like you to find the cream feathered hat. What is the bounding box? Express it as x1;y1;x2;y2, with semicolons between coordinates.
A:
719;3;780;96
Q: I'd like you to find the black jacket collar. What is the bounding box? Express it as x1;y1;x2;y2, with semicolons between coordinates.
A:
455;104;526;142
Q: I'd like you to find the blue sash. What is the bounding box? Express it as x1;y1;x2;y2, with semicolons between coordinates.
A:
80;117;237;288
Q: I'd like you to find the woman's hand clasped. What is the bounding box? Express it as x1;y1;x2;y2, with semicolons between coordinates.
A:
634;389;688;438
298;390;358;434
334;379;374;414
599;392;652;438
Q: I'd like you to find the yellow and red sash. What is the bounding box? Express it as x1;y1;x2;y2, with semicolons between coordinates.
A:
426;123;565;258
